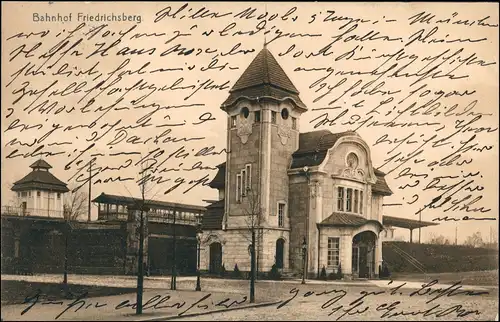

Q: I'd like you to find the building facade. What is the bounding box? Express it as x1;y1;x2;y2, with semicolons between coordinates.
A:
200;46;393;279
8;159;69;218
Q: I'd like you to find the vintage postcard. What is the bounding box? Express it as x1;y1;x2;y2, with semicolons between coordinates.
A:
1;1;498;321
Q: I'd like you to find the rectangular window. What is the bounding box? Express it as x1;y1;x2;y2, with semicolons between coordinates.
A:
346;188;353;212
271;111;277;124
278;203;285;228
37;191;41;197
241;170;247;196
353;190;358;213
337;188;344;211
327;237;340;267
28;191;32;197
231;115;237;128
57;193;61;199
360;191;363;214
254;111;261;122
21;192;28;197
236;174;242;202
245;164;252;191
292;117;297;129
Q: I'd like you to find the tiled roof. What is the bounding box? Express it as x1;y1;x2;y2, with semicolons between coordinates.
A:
231;47;299;94
91;193;206;212
30;159;52;169
372;172;393;196
383;215;439;229
290;130;358;169
221;47;307;111
202;199;224;230
319;212;383;230
222;85;307;110
209;162;226;189
12;169;69;193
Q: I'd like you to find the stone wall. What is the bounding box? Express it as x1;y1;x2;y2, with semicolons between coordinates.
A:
1;215;196;276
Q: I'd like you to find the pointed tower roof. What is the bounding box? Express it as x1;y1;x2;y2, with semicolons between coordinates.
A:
221;47;307;111
30;159;52;170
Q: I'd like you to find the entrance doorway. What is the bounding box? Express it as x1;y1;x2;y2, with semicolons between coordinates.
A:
275;238;285;269
209;242;222;274
352;231;376;278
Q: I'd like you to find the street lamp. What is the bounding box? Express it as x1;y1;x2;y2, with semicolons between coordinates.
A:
195;223;202;291
301;237;307;284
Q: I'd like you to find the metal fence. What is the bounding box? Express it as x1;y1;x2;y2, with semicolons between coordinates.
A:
1;206;65;218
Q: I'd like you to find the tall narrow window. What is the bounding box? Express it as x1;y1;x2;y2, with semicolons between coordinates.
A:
346;188;353;212
241;170;247;196
37;191;41;197
278;203;285;228
354;190;359;213
271;111;277;124
292;117;297;129
231;115;237;128
254;111;261;122
236;174;242;202
360;191;364;214
245;164;252;191
328;237;340;267
352;246;359;273
337;187;344;211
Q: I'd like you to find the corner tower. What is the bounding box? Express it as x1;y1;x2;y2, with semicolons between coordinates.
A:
220;46;307;263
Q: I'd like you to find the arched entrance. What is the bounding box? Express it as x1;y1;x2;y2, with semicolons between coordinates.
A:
275;238;285;269
209;242;222;274
352;231;377;278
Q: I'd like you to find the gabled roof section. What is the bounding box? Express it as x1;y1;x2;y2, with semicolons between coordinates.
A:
209;162;226;189
289;130;358;169
221;47;307;111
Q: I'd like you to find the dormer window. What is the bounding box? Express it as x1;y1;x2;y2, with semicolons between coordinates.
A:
231;116;237;128
292;117;297;129
271;111;277;124
241;107;250;119
281;108;289;120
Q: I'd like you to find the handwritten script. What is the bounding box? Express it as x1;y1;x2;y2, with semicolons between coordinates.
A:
2;2;498;221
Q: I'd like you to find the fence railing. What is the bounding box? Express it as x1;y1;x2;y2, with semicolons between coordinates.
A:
1;206;65;218
386;242;426;273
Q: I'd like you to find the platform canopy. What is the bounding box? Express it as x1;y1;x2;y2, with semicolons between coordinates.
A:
383;215;439;230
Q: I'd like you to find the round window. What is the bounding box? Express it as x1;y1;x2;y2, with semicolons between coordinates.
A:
346;153;359;169
241;107;250;118
281;108;289;120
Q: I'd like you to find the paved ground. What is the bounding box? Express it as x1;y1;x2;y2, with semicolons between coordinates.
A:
1;274;498;321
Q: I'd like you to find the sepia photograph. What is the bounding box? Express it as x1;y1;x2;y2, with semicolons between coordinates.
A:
1;1;498;321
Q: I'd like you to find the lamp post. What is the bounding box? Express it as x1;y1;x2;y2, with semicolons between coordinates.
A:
301;237;307;284
195;223;202;291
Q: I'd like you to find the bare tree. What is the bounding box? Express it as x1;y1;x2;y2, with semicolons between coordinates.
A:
427;233;451;245
125;155;165;315
464;231;485;248
239;187;266;304
63;186;89;221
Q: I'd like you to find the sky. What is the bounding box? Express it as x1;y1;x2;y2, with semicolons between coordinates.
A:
1;2;498;244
